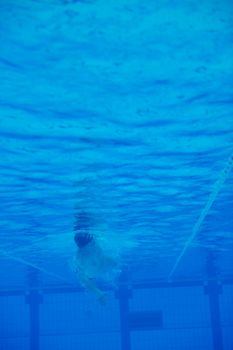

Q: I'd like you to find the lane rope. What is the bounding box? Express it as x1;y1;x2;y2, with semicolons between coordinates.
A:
0;249;71;284
168;152;233;281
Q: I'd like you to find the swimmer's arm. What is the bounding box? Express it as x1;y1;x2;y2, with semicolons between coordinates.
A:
79;271;105;304
73;256;105;303
83;277;106;304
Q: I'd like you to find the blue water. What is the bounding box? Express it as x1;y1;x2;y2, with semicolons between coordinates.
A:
0;0;233;349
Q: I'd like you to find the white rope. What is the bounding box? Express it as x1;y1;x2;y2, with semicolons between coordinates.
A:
168;152;233;281
0;249;71;284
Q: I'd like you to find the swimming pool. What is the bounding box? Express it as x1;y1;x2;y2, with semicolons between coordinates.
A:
0;0;232;349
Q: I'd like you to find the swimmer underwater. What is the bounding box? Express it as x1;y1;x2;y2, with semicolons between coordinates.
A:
72;213;119;304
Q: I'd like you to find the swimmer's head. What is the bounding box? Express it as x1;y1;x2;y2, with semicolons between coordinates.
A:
74;232;93;248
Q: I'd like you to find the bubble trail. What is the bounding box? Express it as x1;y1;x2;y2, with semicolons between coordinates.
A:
168;152;233;281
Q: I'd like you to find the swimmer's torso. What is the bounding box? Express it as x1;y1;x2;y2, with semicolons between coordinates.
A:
76;240;104;279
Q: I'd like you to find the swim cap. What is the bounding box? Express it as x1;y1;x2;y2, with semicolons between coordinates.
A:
74;232;93;248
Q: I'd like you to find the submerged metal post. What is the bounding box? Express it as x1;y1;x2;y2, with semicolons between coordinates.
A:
116;271;132;350
205;253;224;350
206;280;223;350
26;268;43;350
